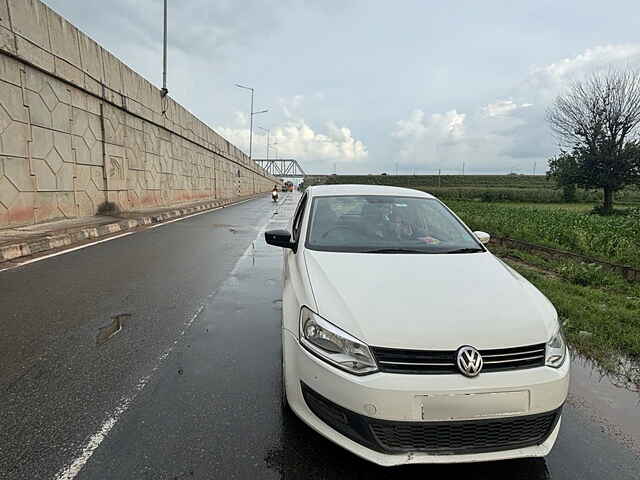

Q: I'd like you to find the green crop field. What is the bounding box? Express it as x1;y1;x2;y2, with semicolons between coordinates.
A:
307;174;552;189
305;174;640;204
448;201;640;268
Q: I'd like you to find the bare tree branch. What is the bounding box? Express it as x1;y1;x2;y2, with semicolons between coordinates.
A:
546;68;640;211
547;68;640;149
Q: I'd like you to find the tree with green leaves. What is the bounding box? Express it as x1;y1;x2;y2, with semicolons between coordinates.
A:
546;69;640;212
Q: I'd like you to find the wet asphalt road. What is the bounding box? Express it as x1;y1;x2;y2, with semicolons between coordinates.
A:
1;193;639;480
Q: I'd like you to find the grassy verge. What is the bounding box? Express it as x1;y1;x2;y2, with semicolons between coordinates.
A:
448;200;640;268
495;247;640;384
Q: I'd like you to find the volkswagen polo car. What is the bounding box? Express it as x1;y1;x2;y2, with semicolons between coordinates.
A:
265;185;569;466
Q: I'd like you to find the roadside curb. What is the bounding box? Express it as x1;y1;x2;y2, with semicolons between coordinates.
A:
0;194;267;264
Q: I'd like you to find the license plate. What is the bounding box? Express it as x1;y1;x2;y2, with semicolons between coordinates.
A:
419;391;530;421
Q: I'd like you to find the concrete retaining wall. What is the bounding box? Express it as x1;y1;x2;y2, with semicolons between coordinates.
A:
0;0;277;227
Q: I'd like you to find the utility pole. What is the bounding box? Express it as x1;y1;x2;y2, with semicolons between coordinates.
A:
438;169;441;187
533;161;537;176
161;0;168;97
395;162;398;175
235;84;267;161
462;161;465;175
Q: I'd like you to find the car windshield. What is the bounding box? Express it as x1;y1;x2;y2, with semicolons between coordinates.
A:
306;195;483;253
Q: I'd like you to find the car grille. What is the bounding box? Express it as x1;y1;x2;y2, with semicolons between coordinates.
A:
370;343;546;374
301;382;561;455
368;410;560;454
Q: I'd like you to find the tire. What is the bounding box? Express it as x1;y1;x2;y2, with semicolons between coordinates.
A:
281;343;292;413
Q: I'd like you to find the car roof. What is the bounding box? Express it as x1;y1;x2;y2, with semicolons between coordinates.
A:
306;184;435;199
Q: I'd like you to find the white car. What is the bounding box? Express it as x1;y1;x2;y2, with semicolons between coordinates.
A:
265;185;569;466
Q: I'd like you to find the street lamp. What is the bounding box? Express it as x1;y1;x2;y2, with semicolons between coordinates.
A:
257;126;270;161
235;84;268;161
161;0;168;97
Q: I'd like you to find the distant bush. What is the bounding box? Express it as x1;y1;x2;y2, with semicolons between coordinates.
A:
422;187;599;203
307;174;640;204
305;175;640;203
317;174;553;189
420;186;640;204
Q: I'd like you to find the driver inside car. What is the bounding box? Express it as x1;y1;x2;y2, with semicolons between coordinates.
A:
360;202;389;239
388;204;415;240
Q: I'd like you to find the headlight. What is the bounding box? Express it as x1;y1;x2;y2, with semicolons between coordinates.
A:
299;306;378;375
545;327;567;368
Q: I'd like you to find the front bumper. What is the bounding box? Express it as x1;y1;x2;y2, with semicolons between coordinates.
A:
283;329;569;466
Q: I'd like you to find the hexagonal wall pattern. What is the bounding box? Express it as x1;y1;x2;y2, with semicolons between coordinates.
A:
0;0;275;227
45;147;63;173
0;175;18;207
0;104;12;133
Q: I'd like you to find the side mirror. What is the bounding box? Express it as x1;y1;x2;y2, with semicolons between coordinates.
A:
474;231;490;245
265;229;295;249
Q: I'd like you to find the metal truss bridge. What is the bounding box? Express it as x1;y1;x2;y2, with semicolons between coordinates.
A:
254;159;306;178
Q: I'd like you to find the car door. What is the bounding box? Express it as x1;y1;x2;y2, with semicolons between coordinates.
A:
282;193;316;333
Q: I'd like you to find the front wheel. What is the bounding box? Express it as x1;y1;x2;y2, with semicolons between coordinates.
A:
281;343;292;412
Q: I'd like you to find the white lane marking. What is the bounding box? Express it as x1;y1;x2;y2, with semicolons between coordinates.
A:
52;204;276;480
52;303;207;480
0;232;135;273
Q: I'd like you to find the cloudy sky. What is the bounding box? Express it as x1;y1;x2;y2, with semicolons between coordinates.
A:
44;0;640;174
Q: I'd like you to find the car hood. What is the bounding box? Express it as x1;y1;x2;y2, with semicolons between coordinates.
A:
303;250;557;350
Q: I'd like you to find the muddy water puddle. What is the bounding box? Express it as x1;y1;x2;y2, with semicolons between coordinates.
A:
569;352;640;454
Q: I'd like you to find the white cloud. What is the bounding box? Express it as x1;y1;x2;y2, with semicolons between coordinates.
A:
531;44;640;80
392;44;640;174
522;44;640;104
482;100;532;117
392;110;466;165
215;94;368;166
392;108;512;173
216;117;368;164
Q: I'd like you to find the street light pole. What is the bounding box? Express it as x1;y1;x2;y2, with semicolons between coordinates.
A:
161;0;168;97
235;84;268;162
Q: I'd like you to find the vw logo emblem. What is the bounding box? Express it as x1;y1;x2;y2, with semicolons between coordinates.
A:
457;346;483;377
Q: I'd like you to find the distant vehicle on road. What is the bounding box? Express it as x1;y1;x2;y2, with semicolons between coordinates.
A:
265;184;569;466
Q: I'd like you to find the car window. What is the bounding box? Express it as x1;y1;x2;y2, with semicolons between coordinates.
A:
305;195;483;253
291;193;308;242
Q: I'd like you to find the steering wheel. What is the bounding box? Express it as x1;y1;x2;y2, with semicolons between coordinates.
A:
321;225;354;239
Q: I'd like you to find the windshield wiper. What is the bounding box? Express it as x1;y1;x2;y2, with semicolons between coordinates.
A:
441;247;484;254
362;248;428;254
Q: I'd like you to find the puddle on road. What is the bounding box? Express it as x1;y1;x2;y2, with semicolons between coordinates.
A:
569;352;640;454
96;313;131;345
210;223;255;234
